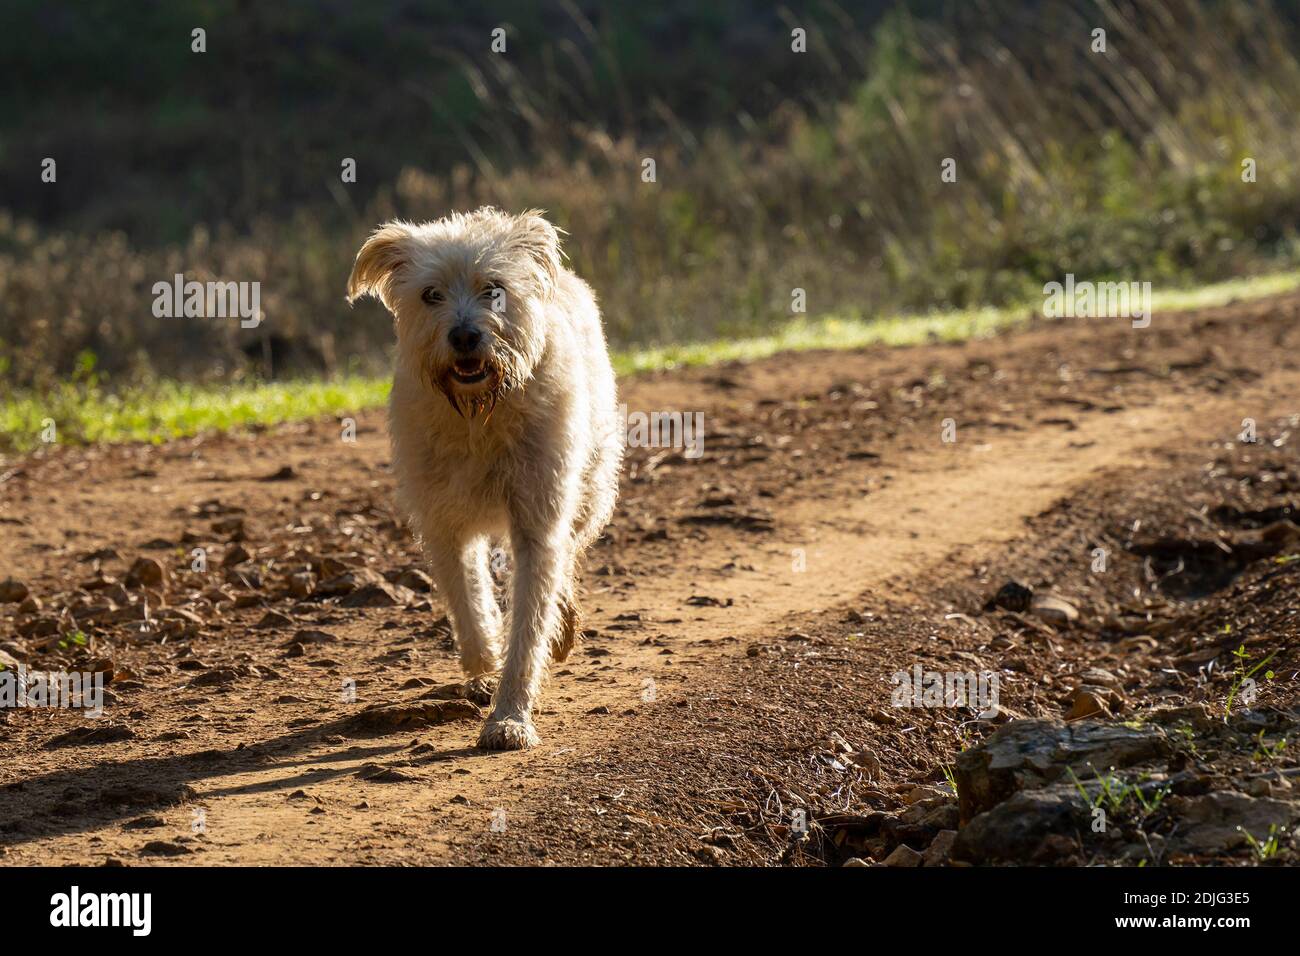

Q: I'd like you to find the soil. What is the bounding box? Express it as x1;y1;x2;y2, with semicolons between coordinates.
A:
2;294;1299;866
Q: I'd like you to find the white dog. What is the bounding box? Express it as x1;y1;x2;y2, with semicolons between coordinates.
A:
347;208;622;750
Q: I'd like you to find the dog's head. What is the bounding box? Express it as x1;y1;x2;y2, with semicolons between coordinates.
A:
346;207;562;418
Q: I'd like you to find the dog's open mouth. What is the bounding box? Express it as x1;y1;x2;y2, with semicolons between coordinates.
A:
451;360;488;385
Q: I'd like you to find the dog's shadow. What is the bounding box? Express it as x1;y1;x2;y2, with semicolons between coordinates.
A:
0;714;496;852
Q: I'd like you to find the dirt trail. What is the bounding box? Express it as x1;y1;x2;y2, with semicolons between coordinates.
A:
2;293;1299;865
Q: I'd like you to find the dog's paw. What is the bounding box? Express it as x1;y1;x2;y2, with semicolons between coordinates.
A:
462;675;498;707
477;716;540;751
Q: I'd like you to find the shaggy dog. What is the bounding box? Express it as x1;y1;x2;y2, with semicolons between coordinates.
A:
347;208;622;750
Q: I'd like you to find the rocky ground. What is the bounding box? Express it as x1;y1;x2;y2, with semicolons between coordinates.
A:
1;292;1298;866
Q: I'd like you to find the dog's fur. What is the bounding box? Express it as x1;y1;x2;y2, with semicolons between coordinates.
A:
347;208;622;749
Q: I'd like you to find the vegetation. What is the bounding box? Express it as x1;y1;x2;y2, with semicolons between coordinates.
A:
4;1;1300;447
3;269;1298;453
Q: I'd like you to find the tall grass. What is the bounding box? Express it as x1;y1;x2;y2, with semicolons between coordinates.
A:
2;0;1299;393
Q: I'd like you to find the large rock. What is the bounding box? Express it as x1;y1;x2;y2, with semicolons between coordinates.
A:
954;718;1170;822
952;785;1083;864
1169;791;1299;855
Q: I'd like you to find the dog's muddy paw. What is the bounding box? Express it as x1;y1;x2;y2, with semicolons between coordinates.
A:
477;717;540;751
462;675;498;706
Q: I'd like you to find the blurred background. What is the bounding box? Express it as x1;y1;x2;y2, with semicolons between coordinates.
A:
2;0;1299;421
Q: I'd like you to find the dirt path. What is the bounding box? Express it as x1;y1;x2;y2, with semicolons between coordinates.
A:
3;293;1299;865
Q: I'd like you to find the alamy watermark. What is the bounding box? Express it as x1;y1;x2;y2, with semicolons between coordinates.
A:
152;273;262;328
1043;274;1151;329
619;404;705;459
0;665;104;718
891;664;1000;717
49;886;151;936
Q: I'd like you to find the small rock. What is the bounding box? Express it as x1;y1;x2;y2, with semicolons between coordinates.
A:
342;699;481;735
1116;635;1159;655
189;668;240;687
1066;686;1112;720
881;844;923;867
315;568;388;597
45;725;136;748
225;567;262;590
0;578;30;603
986;580;1033;612
122;815;167;830
221;544;252;568
211;516;245;537
287;572;317;599
356;764;417;783
905;785;947;805
1247;778;1274;798
139;840;192;856
922;829;958;866
340;581;418;608
1079;667;1121;689
290;629;336;645
125;557;167;589
1031;595;1079;627
394;568;434;593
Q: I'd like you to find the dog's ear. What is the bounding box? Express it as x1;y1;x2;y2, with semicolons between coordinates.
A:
509;210;563;294
346;222;414;307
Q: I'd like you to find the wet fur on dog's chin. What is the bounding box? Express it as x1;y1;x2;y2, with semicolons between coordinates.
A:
433;359;513;420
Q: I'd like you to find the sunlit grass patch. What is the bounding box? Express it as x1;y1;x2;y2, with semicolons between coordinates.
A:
615;269;1300;375
0;376;391;454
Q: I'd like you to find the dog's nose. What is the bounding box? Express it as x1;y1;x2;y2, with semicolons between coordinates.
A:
449;325;482;354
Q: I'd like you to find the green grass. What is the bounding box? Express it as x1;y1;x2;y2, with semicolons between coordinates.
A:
0;377;391;453
614;269;1300;374
3;269;1299;456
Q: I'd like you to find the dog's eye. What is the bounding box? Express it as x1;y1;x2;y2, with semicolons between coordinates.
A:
481;282;505;298
421;287;443;305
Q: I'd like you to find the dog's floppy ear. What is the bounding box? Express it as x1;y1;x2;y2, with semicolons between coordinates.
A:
509;210;563;294
346;221;414;307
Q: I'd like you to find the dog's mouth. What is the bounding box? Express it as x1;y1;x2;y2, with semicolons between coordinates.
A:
434;353;516;421
431;343;522;418
451;359;489;385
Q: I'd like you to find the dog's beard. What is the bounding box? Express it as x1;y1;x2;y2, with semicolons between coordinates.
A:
430;347;523;421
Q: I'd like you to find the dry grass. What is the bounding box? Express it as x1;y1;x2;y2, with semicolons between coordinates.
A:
2;0;1299;392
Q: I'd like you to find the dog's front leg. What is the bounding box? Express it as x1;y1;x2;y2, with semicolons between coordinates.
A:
426;533;503;694
477;524;571;750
